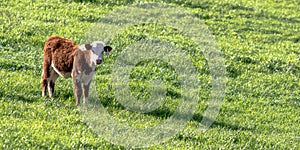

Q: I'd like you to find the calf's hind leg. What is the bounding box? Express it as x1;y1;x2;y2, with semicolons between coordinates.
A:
41;72;48;97
41;58;51;97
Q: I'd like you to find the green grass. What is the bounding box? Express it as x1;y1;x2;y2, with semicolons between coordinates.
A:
1;0;300;149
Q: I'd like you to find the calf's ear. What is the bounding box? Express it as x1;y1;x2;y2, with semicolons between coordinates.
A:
85;44;92;50
104;46;112;56
104;46;112;52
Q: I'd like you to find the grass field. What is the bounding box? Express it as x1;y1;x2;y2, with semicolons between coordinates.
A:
1;0;300;149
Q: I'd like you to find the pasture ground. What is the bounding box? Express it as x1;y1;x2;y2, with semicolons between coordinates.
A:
0;0;299;149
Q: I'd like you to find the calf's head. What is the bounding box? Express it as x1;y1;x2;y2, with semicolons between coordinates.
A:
83;41;112;65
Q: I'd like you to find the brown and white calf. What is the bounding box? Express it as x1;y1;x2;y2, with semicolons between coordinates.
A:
41;36;112;105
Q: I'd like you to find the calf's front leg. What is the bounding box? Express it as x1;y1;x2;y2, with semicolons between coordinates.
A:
83;81;92;104
48;70;59;97
73;78;82;106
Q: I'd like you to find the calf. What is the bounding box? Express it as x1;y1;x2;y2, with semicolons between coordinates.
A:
41;36;112;105
72;42;112;105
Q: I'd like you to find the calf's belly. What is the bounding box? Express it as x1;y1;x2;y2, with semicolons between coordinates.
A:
51;63;72;78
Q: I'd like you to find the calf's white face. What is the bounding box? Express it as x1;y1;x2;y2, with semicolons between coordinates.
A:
79;41;112;65
91;41;105;64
